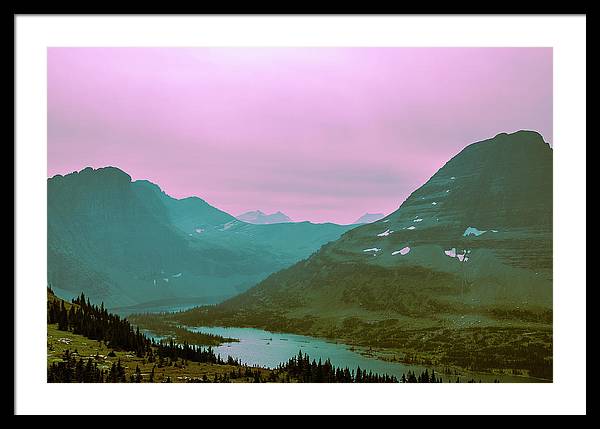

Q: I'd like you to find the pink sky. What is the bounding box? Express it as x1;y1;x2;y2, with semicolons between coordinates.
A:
48;48;552;224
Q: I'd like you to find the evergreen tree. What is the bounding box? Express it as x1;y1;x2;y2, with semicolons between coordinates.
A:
134;364;142;383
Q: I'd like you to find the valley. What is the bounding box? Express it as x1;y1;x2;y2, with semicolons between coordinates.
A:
47;130;554;383
128;131;553;382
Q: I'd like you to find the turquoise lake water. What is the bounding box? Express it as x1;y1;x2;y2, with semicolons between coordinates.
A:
145;325;543;383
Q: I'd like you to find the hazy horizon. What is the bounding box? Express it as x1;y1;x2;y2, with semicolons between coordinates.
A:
48;47;552;224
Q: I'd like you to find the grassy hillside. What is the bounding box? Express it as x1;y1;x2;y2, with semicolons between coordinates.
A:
47;323;259;383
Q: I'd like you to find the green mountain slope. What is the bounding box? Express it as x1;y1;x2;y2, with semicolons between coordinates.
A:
47;167;355;308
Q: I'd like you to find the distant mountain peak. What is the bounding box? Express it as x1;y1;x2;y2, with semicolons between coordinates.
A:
353;213;385;224
469;130;550;154
236;210;292;224
494;129;547;143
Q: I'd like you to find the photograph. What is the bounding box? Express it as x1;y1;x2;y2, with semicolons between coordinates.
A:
13;13;587;415
45;47;553;384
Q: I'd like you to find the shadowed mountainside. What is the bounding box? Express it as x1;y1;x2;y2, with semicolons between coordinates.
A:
47;167;355;308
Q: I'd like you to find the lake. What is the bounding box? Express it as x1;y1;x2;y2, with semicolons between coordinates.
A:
146;325;544;383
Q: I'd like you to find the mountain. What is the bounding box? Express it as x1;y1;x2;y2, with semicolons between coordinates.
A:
134;180;236;233
47;167;355;308
236;210;292;224
353;213;385;224
178;131;553;361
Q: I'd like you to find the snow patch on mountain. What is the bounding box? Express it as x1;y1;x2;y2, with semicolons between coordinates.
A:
463;227;487;237
444;248;457;257
392;246;411;256
377;229;393;237
445;247;469;262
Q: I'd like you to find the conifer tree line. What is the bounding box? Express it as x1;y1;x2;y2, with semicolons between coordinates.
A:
280;350;400;383
47;289;227;365
399;369;442;383
48;350;159;383
47;349;108;383
153;338;233;365
48;290;151;356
